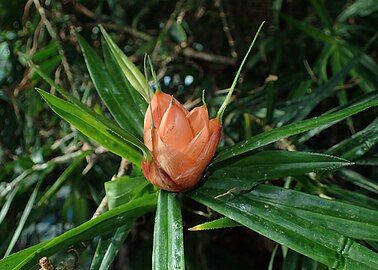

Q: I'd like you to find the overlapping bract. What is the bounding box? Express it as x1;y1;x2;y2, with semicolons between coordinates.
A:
142;91;221;192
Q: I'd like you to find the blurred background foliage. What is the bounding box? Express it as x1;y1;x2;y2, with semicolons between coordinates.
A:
0;0;377;269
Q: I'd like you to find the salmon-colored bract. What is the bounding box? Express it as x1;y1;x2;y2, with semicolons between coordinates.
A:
142;91;221;192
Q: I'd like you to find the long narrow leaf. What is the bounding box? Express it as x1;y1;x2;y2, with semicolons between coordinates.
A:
281;14;338;44
24;55;151;162
0;194;157;270
189;217;240;231
77;34;144;137
153;191;184;270
297;92;378;143
210;151;350;192
0;184;21;224
282;248;301;270
338;169;378;194
4;178;44;257
102;41;147;119
105;176;150;209
98;224;133;270
213;94;378;163
37;90;143;165
190;186;378;269
99;26;150;101
191;183;378;241
38;151;90;206
324;184;378;210
327;117;378;160
90;176;150;270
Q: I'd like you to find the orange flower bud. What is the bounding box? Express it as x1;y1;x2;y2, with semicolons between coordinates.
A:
142;91;221;192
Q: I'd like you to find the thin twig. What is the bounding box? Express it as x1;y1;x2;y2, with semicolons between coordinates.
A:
22;0;34;25
14;18;44;96
214;0;238;59
33;0;78;96
92;196;109;219
304;59;317;82
74;2;153;40
182;47;235;65
334;79;359;90
81;22;152;42
81;22;234;66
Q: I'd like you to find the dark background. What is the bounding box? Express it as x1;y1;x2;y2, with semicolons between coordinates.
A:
1;0;377;269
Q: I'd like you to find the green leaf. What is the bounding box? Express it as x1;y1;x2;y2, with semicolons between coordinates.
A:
0;194;157;270
32;80;146;161
338;169;378;194
268;244;279;270
24;54;152;162
338;0;378;22
324;184;378;210
76;34;144;137
105;176;150;209
98;224;133;270
37;89;144;166
90;237;111;270
38;151;90;206
297;93;378;143
3;177;44;257
282;248;328;270
285;248;329;270
189;185;378;269
194;180;378;240
281;14;338;44
102;40;147;118
339;46;378;93
356;157;378;166
0;184;21;224
153;191;184;270
254;185;378;241
189;217;240;231
309;0;332;29
99;25;151;101
282;248;301;270
213;94;378;163
90;176;151;270
210;151;350;191
28;42;61;84
0;153;82;224
327;117;378;161
30;56;61;83
31;42;59;63
278;51;365;125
